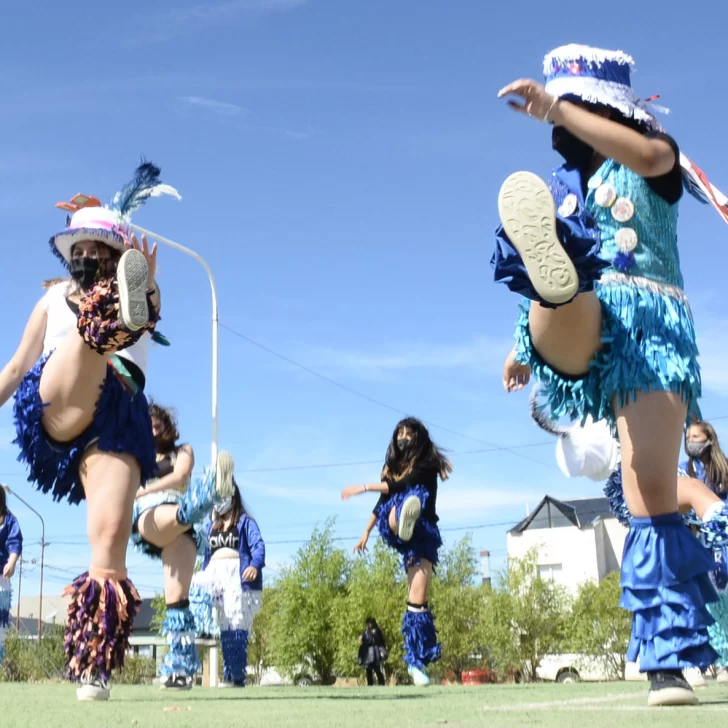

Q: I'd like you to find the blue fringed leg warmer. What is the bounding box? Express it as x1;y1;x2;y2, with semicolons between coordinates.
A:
221;629;248;685
0;582;11;666
160;606;201;680
620;513;719;672
402;604;441;671
707;594;728;668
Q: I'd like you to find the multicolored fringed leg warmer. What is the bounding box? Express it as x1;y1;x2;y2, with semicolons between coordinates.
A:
77;280;159;354
160;606;201;681
401;604;441;671
221;629;249;685
620;513;719;672
63;571;142;683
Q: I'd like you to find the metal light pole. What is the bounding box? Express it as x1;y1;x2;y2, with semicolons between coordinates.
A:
5;487;45;642
130;224;219;467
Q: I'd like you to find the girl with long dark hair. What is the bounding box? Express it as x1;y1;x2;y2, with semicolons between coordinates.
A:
190;477;265;688
682;421;728;499
341;417;451;686
130;403;234;690
358;617;387;686
0;486;23;665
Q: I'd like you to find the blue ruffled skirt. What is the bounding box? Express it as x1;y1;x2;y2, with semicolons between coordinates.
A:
517;279;701;430
12;353;156;505
375;486;442;570
620;513;718;671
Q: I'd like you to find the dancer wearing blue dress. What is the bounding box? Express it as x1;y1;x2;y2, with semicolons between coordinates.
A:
341;418;451;687
0;487;22;666
494;44;728;706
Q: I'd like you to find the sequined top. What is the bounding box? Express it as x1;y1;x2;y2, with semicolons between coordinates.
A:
586;159;683;289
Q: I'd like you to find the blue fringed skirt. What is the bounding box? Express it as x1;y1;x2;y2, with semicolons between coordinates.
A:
517;277;701;430
375;486;442;570
12;353;156;505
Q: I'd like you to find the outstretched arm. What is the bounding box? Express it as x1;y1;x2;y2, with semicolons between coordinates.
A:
353;513;377;554
498;79;676;178
341;482;390;501
0;301;47;410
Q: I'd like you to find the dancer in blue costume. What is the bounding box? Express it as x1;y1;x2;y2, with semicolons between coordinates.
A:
0;486;22;666
341;418;451;687
190;478;265;688
681;420;728;500
494;45;728;706
131;403;234;691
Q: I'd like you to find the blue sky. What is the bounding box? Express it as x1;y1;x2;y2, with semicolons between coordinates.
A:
1;1;727;601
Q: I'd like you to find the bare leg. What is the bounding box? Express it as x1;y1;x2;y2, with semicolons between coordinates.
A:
161;535;197;604
528;293;603;376
137;505;191;552
388;506;398;535
39;335;109;442
615;391;686;517
82;446;140;573
407;559;433;605
678;477;721;520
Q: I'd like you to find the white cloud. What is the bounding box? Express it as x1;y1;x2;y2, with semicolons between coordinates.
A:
128;0;308;44
179;96;248;118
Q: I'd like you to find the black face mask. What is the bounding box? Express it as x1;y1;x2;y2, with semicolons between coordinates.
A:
69;257;100;290
552;126;594;169
397;437;413;452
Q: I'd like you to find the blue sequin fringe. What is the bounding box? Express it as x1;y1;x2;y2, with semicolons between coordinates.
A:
375;486;442;570
12;353;156;505
707;594;728;668
221;629;248;684
189;584;219;638
160;607;200;678
516;280;701;431
621;513;719;671
402;610;441;671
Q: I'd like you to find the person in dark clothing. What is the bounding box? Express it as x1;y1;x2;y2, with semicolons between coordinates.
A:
359;617;387;686
342;417;451;686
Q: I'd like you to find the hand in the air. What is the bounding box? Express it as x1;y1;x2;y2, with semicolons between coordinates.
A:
503;348;531;393
498;79;559;123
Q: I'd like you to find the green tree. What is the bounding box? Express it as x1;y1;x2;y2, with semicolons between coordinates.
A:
248;587;277;684
429;535;488;683
483;549;571;681
567;571;631;679
332;540;405;683
150;593;166;634
270;518;350;684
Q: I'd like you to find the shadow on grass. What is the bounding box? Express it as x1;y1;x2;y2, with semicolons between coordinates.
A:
113;691;432;704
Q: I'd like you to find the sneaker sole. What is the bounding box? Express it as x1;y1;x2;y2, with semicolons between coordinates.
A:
117;249;150;332
647;687;699;706
160;683;193;691
215;451;235;501
76;686;110;701
398;495;421;543
498;171;578;305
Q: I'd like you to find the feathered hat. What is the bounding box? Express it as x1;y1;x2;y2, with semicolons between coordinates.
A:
50;161;181;268
543;44;662;131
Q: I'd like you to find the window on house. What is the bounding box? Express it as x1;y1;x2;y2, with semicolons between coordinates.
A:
539;564;563;582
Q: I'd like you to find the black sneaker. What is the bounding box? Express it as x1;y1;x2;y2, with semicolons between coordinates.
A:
647;670;698;706
160;674;192;691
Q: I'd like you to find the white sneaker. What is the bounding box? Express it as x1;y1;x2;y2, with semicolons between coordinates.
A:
398;496;422;542
117;249;150;332
407;665;430;687
497;171;578;306
685;667;706;688
77;673;110;702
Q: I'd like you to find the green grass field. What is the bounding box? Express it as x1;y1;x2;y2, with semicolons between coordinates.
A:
1;681;728;727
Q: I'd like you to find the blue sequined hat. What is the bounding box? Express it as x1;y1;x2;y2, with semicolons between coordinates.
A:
543;44;662;130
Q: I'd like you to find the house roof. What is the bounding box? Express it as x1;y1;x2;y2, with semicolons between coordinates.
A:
509;496;614;534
